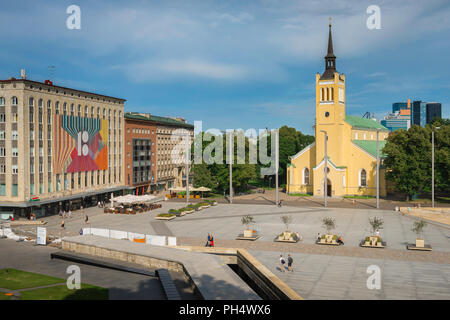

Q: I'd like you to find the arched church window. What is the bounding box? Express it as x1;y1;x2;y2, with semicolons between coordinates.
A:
331;87;334;100
303;168;310;185
359;169;367;187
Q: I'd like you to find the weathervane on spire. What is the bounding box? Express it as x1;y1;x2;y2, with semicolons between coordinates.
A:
329;17;332;27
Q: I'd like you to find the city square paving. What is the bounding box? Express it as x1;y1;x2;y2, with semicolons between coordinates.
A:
11;202;450;299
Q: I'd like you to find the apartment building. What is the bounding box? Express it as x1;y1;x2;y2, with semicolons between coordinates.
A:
0;75;125;219
124;113;194;193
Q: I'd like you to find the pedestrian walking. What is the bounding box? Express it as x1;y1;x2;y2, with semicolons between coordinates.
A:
85;215;89;225
79;228;83;235
210;234;214;247
287;254;294;272
68;210;72;218
279;254;286;272
60;220;65;229
205;233;211;247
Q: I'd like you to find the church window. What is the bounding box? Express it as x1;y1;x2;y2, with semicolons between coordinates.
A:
355;132;358;139
331;87;334;100
325;112;330;117
303;168;310;185
359;169;367;187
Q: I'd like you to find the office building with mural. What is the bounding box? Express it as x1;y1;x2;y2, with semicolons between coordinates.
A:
286;22;389;197
0;74;125;219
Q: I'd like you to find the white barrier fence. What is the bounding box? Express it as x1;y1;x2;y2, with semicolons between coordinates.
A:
82;227;176;247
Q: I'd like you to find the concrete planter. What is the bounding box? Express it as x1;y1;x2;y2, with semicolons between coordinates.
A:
155;215;175;221
361;235;386;248
415;238;425;248
275;231;298;243
184;209;195;214
318;234;339;245
244;229;254;238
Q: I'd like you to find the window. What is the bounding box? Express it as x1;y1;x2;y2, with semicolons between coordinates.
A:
0;97;5;106
0;131;4;140
55;101;60;114
12;165;18;174
303;168;310;185
0;113;5;122
12;148;18;157
29;97;34;107
11;96;18;106
359;169;367;187
0;165;5;173
0;148;5;156
38;99;43;108
355;132;358;139
12;131;18;140
63;103;67;115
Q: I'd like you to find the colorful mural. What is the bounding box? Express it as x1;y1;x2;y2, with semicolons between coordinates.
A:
53;115;108;174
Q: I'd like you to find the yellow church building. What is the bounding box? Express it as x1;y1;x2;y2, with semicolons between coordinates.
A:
287;22;389;198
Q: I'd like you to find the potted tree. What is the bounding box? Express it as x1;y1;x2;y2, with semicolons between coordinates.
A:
408;220;432;251
362;217;385;248
318;217;338;245
242;215;255;238
276;215;298;242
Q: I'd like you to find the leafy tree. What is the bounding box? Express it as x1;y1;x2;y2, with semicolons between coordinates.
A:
383;125;431;200
368;217;383;234
383;120;450;200
322;217;336;234
192;163;217;189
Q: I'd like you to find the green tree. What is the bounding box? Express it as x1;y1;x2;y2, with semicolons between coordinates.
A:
383;120;450;200
192;163;217;189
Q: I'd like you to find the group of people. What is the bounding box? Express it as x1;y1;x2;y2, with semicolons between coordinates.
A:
279;254;294;272
205;233;215;247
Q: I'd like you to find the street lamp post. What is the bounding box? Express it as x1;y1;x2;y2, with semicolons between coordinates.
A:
376;128;380;209
229;131;233;204
185;132;190;205
432;127;440;208
320;130;328;207
275;129;279;206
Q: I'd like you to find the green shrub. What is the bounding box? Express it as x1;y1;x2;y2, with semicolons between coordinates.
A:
157;213;175;217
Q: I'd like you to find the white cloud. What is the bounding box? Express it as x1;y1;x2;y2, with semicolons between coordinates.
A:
114;58;248;81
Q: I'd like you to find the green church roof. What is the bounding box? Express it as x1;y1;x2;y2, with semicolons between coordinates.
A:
345;115;388;131
352;140;387;158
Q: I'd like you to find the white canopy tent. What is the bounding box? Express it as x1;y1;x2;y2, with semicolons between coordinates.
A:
112;194;158;205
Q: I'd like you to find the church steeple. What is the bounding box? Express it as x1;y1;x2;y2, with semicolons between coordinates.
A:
321;18;337;80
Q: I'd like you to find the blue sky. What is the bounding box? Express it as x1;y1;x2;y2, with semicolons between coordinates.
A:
0;0;449;135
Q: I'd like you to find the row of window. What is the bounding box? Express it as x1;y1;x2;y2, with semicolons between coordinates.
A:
301;168;368;187
354;132;387;140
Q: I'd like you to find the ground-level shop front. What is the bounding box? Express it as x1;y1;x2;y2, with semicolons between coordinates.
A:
0;187;127;220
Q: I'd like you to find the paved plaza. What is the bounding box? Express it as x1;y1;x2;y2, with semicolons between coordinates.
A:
9;202;450;299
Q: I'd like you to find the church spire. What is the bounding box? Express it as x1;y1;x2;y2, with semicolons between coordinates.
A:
321;18;337;80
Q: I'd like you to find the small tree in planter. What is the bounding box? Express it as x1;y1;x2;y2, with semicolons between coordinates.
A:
241;215;255;238
279;215;294;241
412;220;427;248
322;217;336;235
320;217;337;244
369;217;384;236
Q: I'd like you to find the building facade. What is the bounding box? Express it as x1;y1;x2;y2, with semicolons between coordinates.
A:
381;100;411;132
124;114;157;195
124;113;194;193
0;77;125;219
412;101;442;127
286;22;389;197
